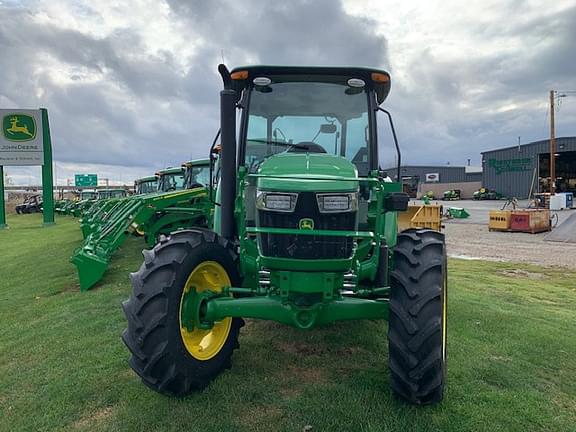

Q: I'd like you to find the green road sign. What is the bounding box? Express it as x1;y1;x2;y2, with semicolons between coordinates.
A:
75;174;98;187
2;114;36;142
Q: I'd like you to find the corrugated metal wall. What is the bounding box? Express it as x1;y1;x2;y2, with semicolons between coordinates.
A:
381;165;470;183
465;172;483;182
481;137;576;198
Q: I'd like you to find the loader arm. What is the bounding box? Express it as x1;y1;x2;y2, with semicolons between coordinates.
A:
71;187;213;291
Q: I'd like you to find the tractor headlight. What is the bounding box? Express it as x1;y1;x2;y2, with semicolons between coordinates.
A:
316;193;358;213
256;191;298;212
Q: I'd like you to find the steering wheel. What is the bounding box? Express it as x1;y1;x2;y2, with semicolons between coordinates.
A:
287;142;327;154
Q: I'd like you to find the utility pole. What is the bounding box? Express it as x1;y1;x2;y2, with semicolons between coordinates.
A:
549;90;556;194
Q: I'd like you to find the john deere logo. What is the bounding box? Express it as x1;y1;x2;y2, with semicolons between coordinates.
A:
299;218;314;230
2;114;36;142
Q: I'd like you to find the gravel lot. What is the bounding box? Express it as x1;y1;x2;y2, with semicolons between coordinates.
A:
418;199;576;269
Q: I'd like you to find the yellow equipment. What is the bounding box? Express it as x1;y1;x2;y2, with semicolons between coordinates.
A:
398;204;443;232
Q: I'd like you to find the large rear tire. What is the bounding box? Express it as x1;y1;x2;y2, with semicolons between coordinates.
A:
122;229;244;396
388;229;447;405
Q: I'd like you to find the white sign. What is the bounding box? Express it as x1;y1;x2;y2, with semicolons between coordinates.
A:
425;172;440;182
0;109;44;166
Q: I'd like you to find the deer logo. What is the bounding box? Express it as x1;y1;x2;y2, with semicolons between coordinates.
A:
299;218;315;230
2;114;36;141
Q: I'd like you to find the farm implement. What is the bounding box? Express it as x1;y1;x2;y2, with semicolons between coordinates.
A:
122;65;448;405
71;160;212;291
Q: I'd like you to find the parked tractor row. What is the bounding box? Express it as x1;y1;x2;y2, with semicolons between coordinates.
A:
71;160;212;291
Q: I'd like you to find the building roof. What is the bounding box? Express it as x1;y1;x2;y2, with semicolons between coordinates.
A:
465;166;482;173
481;136;576;155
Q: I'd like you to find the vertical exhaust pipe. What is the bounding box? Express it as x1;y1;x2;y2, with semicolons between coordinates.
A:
219;74;237;240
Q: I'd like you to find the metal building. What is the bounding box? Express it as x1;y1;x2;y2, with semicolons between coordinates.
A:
381;165;482;197
481;136;576;198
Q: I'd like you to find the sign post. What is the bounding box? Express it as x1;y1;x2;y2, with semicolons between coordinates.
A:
0;166;6;229
41;109;54;225
0;108;54;227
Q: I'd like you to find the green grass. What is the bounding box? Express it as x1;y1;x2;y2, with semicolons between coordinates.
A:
1;214;575;432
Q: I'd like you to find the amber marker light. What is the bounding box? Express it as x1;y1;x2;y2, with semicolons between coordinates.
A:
371;73;390;83
231;70;249;80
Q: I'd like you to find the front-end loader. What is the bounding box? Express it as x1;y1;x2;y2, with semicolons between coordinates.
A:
71;161;213;291
123;65;447;405
69;190;98;217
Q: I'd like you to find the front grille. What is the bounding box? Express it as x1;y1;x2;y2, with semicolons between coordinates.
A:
257;192;356;259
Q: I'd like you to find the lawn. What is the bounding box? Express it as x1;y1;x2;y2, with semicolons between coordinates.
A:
1;214;575;432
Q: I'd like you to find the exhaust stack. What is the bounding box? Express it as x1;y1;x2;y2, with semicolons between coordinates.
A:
218;65;237;240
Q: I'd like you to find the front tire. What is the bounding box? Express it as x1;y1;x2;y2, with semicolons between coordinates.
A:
122;229;244;396
388;229;447;405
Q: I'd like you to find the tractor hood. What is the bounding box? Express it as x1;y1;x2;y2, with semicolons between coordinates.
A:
256;153;358;192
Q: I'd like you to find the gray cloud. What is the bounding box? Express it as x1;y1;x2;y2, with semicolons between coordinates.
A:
1;0;575;185
167;0;388;67
1;0;388;183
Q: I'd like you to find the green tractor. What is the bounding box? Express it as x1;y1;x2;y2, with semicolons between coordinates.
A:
122;65;447;405
69;190;98;217
134;176;158;195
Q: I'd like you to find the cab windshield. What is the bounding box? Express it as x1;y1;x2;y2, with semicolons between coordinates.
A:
137;180;157;194
244;78;371;175
158;172;185;192
184;165;210;188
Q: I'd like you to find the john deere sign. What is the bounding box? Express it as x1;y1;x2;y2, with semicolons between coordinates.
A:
488;158;531;175
0;108;54;229
0;110;44;165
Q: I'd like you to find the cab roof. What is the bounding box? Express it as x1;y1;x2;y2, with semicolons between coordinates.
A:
229;65;391;104
135;176;158;183
182;158;210;168
155;166;185;176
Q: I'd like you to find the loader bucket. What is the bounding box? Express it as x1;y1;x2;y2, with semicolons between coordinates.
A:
447;207;470;218
71;247;110;291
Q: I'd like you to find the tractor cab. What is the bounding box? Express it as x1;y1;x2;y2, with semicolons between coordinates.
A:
97;189;127;200
79;190;97;201
182;159;211;189
216;66;403;254
156;167;186;192
238;67;388;177
134;176;158;195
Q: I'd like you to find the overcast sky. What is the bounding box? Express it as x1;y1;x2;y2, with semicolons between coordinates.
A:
1;0;575;185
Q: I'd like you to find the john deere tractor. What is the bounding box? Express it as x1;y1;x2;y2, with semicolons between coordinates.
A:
134;176;158;195
123;65;447;405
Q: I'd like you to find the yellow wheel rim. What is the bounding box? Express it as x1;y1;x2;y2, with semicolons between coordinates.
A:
135;227;145;236
179;261;232;361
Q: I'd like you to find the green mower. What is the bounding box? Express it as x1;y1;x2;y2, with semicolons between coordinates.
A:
473;188;502;200
122;65;447;405
442;189;461;201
